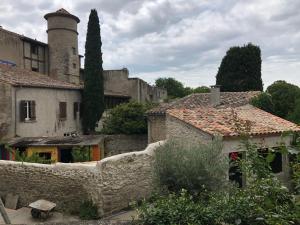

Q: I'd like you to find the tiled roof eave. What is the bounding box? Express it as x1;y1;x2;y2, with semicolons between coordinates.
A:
12;83;83;90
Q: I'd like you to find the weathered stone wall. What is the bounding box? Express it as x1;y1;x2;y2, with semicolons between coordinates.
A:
166;114;212;144
15;87;82;137
103;69;166;104
99;144;157;215
0;161;102;212
0;82;13;140
147;115;167;143
104;134;148;157
0;142;162;216
0;29;23;67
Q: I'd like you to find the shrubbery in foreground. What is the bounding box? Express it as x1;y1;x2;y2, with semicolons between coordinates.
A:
137;139;300;225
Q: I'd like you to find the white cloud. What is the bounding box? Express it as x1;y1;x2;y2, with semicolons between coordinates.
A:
0;0;300;88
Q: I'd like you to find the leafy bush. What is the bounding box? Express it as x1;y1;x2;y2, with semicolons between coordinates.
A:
101;101;153;135
72;146;91;162
154;139;228;195
79;200;99;220
138;139;300;225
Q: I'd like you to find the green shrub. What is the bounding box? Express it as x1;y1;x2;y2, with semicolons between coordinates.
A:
101;101;154;135
79;200;99;220
72;146;91;162
154;139;228;195
138;139;300;225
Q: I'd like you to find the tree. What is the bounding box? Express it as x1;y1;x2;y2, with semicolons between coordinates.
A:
266;80;300;119
101;102;153;135
287;99;300;124
216;43;263;92
193;86;210;93
155;77;210;99
155;77;186;98
251;92;274;114
82;9;104;134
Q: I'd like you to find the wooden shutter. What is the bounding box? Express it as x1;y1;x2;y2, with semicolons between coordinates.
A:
59;102;67;120
30;101;36;120
20;100;26;122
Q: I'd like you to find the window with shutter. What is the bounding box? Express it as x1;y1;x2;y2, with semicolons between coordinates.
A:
59;102;67;120
20;100;36;122
20;101;26;122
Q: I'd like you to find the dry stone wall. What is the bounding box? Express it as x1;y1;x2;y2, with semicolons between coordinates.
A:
0;142;163;216
104;134;148;157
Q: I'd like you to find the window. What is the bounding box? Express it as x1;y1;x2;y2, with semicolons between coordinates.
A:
72;47;76;55
59;102;67;120
31;44;38;55
31;67;38;72
259;148;283;173
229;152;243;188
73;102;81;120
20;100;36;122
73;63;76;69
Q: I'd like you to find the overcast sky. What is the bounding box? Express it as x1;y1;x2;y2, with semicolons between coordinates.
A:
1;0;300;88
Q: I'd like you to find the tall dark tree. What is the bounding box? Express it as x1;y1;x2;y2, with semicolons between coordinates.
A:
82;9;104;134
216;43;263;92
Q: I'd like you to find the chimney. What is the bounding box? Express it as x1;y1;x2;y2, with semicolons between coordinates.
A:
210;85;221;106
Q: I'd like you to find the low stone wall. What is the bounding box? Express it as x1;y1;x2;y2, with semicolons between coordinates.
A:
0;141;163;216
104;134;148;157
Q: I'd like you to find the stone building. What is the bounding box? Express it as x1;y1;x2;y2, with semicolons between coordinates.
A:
149;86;300;186
0;8;166;161
0;8;166;104
147;86;260;143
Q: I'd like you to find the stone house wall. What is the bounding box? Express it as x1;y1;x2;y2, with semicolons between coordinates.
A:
147;115;167;143
15;87;82;137
166;114;293;185
0;142;162;216
103;69;167;104
0;82;13;140
104;134;148;157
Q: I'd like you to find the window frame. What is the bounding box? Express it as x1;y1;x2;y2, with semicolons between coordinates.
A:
59;102;67;120
20;100;36;122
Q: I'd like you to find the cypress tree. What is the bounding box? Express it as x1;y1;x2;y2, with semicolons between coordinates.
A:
82;9;104;134
216;43;263;92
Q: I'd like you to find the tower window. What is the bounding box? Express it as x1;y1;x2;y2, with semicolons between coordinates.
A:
72;47;76;55
73;63;76;69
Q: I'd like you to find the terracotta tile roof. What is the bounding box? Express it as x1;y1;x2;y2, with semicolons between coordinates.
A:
147;91;260;115
56;8;71;14
0;64;82;90
167;105;300;137
44;8;80;23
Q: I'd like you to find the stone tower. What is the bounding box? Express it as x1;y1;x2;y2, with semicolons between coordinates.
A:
44;8;80;84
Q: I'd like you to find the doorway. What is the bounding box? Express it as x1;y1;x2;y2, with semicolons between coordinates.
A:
59;148;73;163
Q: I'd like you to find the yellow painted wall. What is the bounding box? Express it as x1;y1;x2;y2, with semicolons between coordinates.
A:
26;146;58;162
